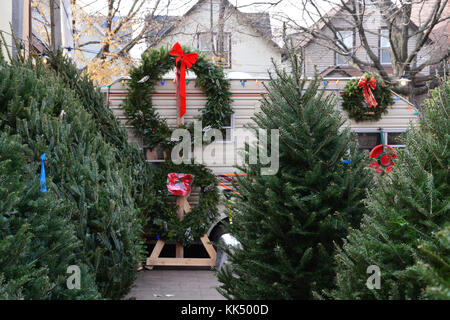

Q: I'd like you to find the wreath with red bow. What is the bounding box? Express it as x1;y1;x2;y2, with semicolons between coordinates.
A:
341;73;394;122
122;43;233;150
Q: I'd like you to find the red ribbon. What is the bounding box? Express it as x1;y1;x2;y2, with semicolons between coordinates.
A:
358;76;378;108
169;42;198;118
167;173;194;196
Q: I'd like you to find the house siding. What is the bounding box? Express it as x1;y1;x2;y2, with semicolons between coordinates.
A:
302;8;431;77
105;78;418;175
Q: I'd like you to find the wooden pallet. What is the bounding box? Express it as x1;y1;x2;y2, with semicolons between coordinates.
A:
145;195;216;269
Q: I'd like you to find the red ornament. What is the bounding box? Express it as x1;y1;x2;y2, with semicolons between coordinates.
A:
358;76;378;108
169;42;198;118
369;144;397;173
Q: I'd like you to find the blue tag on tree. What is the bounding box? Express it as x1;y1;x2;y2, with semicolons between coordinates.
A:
40;153;47;192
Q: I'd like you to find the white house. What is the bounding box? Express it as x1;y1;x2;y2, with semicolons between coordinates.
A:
145;0;284;78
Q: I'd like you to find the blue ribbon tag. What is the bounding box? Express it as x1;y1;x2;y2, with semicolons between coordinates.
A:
40;153;47;192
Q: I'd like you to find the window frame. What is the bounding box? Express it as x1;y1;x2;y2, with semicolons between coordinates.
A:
352;128;406;150
335;29;355;66
379;28;392;65
197;32;232;69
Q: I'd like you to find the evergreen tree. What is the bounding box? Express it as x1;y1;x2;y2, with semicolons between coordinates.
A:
47;51;154;218
216;44;371;299
329;80;449;299
0;54;145;299
414;225;450;300
0;133;99;299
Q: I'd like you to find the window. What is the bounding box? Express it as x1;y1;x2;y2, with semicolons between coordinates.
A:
220;114;234;142
380;29;391;64
198;32;231;68
355;130;406;151
386;132;406;148
356;132;381;151
336;30;354;66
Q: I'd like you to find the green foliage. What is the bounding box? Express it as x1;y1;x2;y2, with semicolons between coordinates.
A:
46;51;154;213
0;133;100;299
122;45;233;149
341;73;394;122
0;55;145;299
216;44;372;299
414;225;450;300
148;162;219;246
329;80;450;299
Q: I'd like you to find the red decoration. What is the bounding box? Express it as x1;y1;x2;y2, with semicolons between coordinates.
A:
358;76;378;108
169;42;198;118
369;144;397;173
167;173;194;196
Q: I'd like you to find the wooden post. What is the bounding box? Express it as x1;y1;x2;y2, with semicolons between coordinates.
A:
175;195;190;258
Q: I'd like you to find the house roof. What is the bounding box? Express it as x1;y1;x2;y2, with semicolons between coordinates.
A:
146;0;282;52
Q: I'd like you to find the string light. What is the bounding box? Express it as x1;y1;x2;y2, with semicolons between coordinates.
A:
173;78;176;83
186;79;190;85
335;80;340;84
323;80;327;85
161;80;165;85
240;80;245;87
407;105;412;109
255;80;259;85
41;55;48;65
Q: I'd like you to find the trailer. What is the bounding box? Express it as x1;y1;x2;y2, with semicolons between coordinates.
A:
103;73;418;242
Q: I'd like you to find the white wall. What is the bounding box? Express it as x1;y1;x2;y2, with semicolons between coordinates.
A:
0;1;13;60
154;0;282;78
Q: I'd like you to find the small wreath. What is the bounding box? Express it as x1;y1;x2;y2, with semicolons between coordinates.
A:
148;162;219;246
123;45;233;150
341;73;394;122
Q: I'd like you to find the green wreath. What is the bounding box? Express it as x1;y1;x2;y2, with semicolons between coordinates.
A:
123;45;233;150
341;72;394;122
149;162;219;246
122;45;228;245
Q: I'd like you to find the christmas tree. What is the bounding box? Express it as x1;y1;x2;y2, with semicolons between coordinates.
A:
216;43;371;299
0;51;145;299
0;133;99;299
328;80;449;299
415;225;450;300
47;51;154;213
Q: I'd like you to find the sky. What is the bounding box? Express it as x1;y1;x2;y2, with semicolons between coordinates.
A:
76;0;333;27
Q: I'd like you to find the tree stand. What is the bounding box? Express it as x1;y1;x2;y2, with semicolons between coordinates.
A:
145;195;217;269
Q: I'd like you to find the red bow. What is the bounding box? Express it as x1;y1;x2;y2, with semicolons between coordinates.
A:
167;173;194;196
358;76;378;108
169;42;198;118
